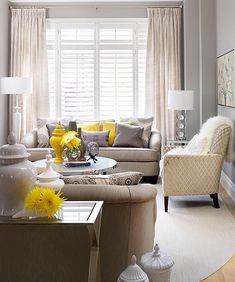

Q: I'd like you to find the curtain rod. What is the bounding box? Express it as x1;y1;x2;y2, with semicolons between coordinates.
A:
10;5;183;9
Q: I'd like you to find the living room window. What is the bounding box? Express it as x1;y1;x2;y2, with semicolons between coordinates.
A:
46;19;147;120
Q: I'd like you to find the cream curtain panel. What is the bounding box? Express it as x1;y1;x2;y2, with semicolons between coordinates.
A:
145;8;182;144
10;8;49;139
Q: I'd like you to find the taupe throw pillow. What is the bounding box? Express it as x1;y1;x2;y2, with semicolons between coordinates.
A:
112;123;144;147
120;117;153;147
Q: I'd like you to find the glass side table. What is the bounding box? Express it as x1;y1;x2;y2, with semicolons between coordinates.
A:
0;201;103;282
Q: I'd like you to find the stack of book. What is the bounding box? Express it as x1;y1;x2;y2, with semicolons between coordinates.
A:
63;160;91;167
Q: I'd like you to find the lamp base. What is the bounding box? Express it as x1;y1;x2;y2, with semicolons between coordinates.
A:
175;110;186;140
12;111;21;143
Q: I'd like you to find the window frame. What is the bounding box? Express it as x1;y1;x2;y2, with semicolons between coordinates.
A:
46;18;148;120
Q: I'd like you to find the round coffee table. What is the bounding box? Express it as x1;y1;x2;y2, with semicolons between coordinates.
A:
33;156;117;176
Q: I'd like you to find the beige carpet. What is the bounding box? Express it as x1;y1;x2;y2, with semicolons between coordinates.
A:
154;184;235;282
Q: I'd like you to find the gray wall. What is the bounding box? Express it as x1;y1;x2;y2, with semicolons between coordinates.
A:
216;0;235;185
0;0;9;145
183;0;217;139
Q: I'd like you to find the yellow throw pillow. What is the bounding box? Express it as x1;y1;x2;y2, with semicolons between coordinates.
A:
102;121;116;146
77;122;100;131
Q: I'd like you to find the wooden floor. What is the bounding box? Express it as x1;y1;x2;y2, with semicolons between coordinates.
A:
202;185;235;282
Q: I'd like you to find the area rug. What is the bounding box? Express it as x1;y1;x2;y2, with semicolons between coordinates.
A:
154;184;235;282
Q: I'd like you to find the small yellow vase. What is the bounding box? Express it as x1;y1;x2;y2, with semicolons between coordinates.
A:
50;122;66;164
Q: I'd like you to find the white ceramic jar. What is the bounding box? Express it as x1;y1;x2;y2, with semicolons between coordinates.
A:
140;244;174;282
117;255;149;282
35;150;64;191
0;132;37;216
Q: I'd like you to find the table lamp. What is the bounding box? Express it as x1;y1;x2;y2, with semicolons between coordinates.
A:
168;90;194;140
0;77;33;142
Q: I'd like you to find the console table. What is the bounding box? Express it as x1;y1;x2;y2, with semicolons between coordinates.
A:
0;201;103;282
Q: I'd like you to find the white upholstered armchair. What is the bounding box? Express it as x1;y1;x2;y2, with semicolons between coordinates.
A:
162;116;233;212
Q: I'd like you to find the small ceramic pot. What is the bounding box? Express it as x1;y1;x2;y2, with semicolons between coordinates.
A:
0;132;37;216
35;150;64;192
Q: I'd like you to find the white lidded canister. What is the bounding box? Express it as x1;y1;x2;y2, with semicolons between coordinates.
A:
117;255;149;282
140;244;174;282
35;150;64;191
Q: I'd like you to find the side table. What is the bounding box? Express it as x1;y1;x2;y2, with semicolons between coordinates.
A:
163;140;190;155
167;139;189;146
0;201;103;282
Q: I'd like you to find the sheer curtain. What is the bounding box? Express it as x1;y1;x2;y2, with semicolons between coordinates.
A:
145;7;182;144
10;8;49;139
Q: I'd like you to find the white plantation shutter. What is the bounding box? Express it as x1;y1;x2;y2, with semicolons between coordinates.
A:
99;24;134;119
46;20;147;120
60;25;95;119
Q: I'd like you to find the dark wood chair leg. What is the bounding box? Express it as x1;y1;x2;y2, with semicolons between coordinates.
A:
210;193;220;208
164;196;169;212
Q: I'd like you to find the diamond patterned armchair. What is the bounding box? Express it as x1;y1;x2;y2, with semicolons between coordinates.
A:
162;117;233;212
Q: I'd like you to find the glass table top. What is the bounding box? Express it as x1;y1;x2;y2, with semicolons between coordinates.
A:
0;201;103;225
34;156;117;175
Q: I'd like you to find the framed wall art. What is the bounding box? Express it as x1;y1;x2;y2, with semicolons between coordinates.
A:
217;49;235;107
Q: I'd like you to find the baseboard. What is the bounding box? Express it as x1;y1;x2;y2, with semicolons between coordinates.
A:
220;171;235;202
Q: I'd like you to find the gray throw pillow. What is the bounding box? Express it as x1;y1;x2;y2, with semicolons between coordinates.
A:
112;123;144;147
120;117;153;147
62;171;143;185
82;130;110;147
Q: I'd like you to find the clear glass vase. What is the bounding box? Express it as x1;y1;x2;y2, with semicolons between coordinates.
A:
65;147;81;161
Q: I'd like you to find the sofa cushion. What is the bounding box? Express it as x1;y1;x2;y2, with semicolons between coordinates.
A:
99;147;160;162
120;117;153;147
82;130;109;147
61;171;143;185
113;123;144;148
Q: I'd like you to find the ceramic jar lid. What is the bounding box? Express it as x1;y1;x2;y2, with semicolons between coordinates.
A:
0;132;30;161
140;244;174;271
118;255;149;282
37;150;61;182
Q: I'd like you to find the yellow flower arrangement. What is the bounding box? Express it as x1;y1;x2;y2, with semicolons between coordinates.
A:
60;131;81;149
25;186;65;218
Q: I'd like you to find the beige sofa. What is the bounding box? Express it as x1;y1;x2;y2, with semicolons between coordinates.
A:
24;130;161;183
62;183;157;282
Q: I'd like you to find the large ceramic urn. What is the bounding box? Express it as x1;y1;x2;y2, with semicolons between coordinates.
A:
0;132;37;216
140;244;174;282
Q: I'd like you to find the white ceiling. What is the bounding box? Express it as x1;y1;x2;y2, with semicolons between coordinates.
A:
10;0;181;3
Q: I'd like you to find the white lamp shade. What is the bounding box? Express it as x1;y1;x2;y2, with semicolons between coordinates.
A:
0;77;32;94
168;90;194;110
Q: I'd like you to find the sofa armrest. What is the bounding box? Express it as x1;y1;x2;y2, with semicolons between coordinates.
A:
149;130;161;152
20;130;38;148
